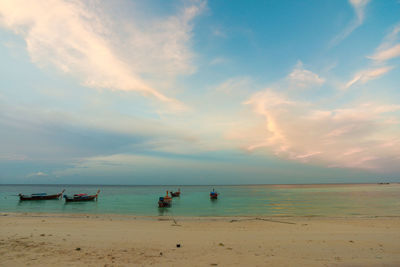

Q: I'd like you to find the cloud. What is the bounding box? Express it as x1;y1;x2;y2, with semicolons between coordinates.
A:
0;98;202;162
349;0;370;22
210;57;229;65
344;66;393;89
0;154;28;161
212;27;227;38
213;77;253;95
368;23;400;62
369;44;400;62
287;62;325;88
345;23;400;89
330;0;370;47
51;153;263;184
243;89;400;171
27;171;48;177
0;0;205;111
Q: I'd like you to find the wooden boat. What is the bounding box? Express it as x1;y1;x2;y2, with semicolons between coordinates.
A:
210;188;218;199
170;188;181;197
19;189;65;201
64;190;100;202
158;191;172;207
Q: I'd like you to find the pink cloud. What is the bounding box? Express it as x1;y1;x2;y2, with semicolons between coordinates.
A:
243;89;400;171
0;0;205;111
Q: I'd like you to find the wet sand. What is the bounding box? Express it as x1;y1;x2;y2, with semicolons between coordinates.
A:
1;213;400;266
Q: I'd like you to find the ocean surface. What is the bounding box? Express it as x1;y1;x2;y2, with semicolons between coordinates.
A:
1;184;400;217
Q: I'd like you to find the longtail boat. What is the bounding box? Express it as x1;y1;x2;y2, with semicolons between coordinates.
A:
63;190;100;202
158;191;172;207
170;188;181;197
210;188;218;199
19;189;65;201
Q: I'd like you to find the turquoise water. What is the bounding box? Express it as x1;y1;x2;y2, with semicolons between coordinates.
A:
1;184;400;217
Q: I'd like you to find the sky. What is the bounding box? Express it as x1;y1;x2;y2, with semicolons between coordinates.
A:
0;0;399;185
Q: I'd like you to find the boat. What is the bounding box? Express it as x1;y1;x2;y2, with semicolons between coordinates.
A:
63;190;100;202
158;191;172;207
210;188;218;199
170;188;181;197
19;189;65;201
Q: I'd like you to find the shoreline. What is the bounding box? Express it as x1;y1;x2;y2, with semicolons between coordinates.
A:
3;211;400;221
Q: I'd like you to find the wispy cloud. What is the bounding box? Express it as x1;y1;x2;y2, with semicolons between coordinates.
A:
330;0;370;47
368;24;400;62
344;66;393;89
345;22;400;89
369;44;400;62
0;0;205;111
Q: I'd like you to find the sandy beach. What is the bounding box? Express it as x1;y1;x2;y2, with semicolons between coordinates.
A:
1;213;400;266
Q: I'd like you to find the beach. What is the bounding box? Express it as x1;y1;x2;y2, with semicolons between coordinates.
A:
1;213;400;266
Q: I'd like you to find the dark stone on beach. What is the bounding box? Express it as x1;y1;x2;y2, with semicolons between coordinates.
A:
176;244;181;248
160;252;163;256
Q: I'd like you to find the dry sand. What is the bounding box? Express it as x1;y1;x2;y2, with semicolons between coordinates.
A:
1;213;400;266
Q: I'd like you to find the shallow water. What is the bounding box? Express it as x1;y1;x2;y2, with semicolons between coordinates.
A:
1;184;400;217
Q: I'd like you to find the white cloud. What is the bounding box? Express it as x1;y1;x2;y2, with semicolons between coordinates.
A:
0;0;205;111
27;171;48;177
287;62;325;88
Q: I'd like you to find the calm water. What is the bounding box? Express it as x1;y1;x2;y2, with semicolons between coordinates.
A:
1;184;400;217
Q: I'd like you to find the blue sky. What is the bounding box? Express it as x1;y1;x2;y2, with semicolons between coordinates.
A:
0;0;399;184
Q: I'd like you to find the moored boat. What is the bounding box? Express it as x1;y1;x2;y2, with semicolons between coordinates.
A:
19;189;65;201
170;188;181;197
64;190;100;202
210;188;218;199
158;191;172;207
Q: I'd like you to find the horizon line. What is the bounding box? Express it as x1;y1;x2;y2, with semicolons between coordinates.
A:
0;182;397;187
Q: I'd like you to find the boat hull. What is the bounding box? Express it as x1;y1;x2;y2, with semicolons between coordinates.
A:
64;190;100;203
170;192;180;197
19;191;64;201
210;193;218;199
64;196;97;202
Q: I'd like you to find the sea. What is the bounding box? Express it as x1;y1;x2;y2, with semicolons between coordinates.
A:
1;184;399;217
